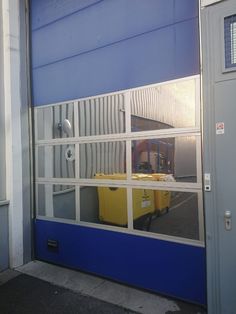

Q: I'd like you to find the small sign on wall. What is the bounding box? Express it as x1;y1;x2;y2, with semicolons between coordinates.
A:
216;122;225;135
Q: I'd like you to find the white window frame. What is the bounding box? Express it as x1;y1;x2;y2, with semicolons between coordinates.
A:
222;14;236;72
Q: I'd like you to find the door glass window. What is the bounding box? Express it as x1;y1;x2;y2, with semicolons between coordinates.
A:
78;94;125;136
132;136;197;183
80;186;128;228
225;15;236;68
132;189;201;241
34;76;203;244
131;78;198;131
80;141;126;179
37;184;76;220
37;144;75;178
36;103;75;141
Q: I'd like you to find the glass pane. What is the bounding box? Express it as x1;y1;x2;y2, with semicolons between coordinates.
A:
132;136;197;183
225;15;236;68
80;186;128;228
80;141;126;179
131;78;197;131
37;184;76;220
37;144;75;178
78;94;125;136
36;102;74;140
132;189;200;240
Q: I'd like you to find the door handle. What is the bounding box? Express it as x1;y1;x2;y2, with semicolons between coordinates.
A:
224;211;232;231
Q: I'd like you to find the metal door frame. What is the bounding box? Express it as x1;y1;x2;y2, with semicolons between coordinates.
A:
201;0;236;313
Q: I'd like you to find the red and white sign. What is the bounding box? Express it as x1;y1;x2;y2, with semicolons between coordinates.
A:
216;122;225;135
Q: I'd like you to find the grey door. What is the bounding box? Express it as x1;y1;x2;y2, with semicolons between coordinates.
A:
202;1;236;313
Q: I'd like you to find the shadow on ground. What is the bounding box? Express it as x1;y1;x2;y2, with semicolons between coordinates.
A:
0;274;136;314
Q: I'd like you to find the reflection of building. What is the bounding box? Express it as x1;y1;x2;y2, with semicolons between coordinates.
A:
132;138;175;174
36;97;196;180
131;116;174;174
131;115;173;132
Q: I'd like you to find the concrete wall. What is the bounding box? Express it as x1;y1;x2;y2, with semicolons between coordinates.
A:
1;0;32;268
0;0;6;201
0;203;9;271
0;0;8;272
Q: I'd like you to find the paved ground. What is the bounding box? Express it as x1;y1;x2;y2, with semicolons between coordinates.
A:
0;261;207;314
0;273;136;314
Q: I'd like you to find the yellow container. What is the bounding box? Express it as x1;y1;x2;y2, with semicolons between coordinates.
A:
151;174;171;213
95;174;155;226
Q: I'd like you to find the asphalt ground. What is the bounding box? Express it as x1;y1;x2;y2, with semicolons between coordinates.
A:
0;273;136;314
0;270;206;314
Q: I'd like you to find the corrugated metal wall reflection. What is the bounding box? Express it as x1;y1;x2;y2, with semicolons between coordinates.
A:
78;94;126;178
80;142;126;178
79;94;125;136
36;78;198;181
131;79;196;128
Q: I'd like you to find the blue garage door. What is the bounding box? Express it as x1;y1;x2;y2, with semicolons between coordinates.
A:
31;0;206;305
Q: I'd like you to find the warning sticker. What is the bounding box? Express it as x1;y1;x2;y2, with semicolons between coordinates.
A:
216;122;224;135
142;200;151;208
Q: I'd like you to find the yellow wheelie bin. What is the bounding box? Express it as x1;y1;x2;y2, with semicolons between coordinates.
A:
95;173;155;226
151;173;173;214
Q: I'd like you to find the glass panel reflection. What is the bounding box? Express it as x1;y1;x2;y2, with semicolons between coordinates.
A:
78;94;125;136
80;186;128;228
36;103;74;140
133;190;199;240
80;141;126;179
131;78;197;132
38;144;75;178
132;136;197;182
37;184;76;220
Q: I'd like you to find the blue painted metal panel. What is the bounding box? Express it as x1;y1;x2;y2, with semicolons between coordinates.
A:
175;18;200;78
35;219;206;305
32;26;176;105
30;0;200;106
31;0;102;30
32;0;175;68
174;0;198;22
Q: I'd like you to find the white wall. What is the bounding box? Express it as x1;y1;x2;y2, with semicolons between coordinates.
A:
1;0;30;268
0;3;6;201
